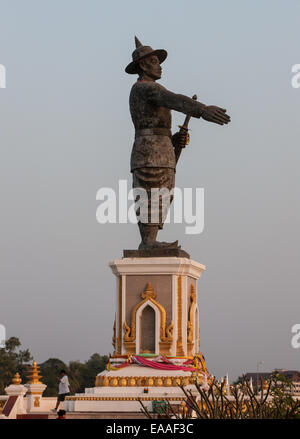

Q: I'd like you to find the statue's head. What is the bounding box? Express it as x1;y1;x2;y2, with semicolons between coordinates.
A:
138;54;162;80
125;36;167;80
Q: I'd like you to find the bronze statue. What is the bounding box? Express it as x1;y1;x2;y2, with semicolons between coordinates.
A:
125;37;230;251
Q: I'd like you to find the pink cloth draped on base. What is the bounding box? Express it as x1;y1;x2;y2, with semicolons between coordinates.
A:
106;354;207;374
132;355;198;372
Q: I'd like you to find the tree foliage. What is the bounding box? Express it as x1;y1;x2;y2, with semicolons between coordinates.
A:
0;337;108;397
39;354;108;396
0;337;32;394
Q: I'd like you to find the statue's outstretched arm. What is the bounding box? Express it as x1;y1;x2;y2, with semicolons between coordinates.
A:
149;84;231;126
149;86;206;118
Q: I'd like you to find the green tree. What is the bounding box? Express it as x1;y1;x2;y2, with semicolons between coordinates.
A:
0;337;32;394
67;354;108;393
40;354;108;395
0;336;108;397
85;353;108;388
39;358;69;396
68;360;88;393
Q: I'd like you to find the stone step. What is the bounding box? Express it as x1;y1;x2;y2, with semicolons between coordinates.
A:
48;411;149;419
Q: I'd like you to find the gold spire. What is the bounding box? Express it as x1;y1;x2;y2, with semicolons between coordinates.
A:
12;372;22;385
27;361;43;384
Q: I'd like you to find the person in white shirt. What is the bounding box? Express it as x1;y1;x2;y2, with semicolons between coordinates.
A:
54;369;70;412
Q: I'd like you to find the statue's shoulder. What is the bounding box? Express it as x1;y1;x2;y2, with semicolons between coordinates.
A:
130;81;165;98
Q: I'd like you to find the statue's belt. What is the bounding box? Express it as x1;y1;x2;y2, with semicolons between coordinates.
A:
135;128;172;138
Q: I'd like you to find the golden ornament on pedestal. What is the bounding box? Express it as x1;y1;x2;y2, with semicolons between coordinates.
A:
154;377;163;386
12;372;22;385
110;377;118;387
164;377;172;386
27;361;42;384
147;377;154;386
103;377;109;386
119;377;127;387
128;377;136;386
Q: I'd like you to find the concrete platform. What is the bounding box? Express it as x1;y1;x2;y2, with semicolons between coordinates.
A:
48;411;149;419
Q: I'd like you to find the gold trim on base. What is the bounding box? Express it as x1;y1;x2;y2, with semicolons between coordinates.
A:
117;276;122;354
187;284;196;356
66;396;186;401
176;276;184;356
95;374;202;387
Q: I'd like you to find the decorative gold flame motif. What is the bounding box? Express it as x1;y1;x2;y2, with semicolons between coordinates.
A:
141;282;157;300
112;316;116;351
187;284;197;355
34;397;40;407
117;276;122;354
176;276;184;356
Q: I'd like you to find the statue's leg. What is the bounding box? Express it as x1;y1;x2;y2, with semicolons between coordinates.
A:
133;168;158;247
138;223;159;245
159;168;175;230
133;167;178;249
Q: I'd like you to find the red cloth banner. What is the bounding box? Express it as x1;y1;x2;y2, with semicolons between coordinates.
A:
133;355;199;372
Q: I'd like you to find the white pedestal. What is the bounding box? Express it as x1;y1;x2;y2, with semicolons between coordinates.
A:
110;257;205;357
24;383;47;412
67;256;209;414
4;384;28;416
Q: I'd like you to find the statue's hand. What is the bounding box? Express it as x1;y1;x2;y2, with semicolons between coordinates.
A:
172;131;188;149
201;106;231;125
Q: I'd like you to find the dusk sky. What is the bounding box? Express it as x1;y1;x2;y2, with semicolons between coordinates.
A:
1;0;300;380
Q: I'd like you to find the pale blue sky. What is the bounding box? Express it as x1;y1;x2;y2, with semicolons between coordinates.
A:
1;0;300;380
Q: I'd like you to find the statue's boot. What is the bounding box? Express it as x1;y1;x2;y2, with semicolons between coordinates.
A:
139;240;181;250
138;223;180;250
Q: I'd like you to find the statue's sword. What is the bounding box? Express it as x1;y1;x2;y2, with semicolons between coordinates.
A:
175;94;197;164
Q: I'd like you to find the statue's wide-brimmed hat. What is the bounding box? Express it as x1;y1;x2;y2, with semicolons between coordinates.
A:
125;36;167;74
